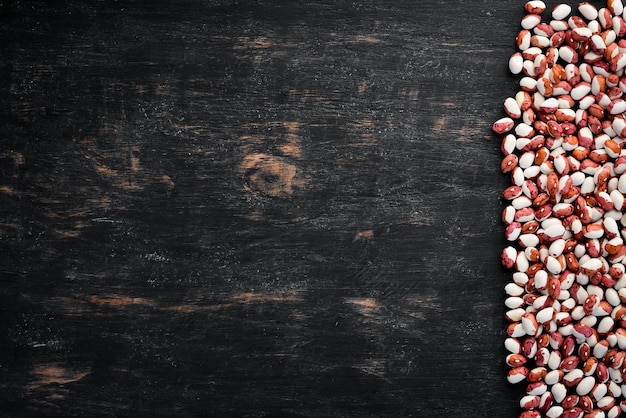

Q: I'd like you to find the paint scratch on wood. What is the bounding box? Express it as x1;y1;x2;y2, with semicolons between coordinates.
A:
160;175;175;189
74;137;173;192
354;230;374;241
165;304;201;313
355;359;391;383
406;295;439;308
52;229;81;238
433;117;446;133
355;35;381;43
345;297;383;313
86;294;155;308
10;151;25;176
281;121;303;159
347;118;377;143
288;89;326;101
0;185;18;195
232;291;302;304
241;153;305;196
233;36;274;50
29;364;90;390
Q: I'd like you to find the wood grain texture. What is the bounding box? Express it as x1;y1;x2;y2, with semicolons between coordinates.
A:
1;0;526;416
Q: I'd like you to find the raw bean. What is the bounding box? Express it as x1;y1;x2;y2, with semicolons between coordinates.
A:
518;29;532;50
608;0;624;15
561;407;584;418
522;14;543;30
526;381;548;395
552;382;568;403
592;383;608;402
509;366;530;383
572;27;592;41
571;82;592;100
560;45;579;63
504;97;523;119
502;154;519;173
608;98;626;114
519;411;542;418
579;3;599;21
525;1;547;15
553;4;573;20
497;3;626;416
494;117;516;133
577;376;597;395
562;395;580;410
545;369;563;385
564;368;585;387
551;20;569;32
520;394;541;409
546;406;565;418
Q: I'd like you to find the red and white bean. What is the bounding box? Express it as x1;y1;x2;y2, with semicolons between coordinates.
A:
497;2;626;417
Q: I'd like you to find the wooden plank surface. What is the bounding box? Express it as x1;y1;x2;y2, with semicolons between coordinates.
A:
1;0;526;416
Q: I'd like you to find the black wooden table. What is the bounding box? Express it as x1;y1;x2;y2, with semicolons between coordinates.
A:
1;0;527;416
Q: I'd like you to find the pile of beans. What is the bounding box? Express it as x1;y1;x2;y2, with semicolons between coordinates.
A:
496;1;626;417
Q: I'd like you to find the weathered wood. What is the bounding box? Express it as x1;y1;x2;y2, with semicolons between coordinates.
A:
1;0;525;416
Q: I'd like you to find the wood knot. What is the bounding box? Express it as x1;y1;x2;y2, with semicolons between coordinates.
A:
241;153;303;197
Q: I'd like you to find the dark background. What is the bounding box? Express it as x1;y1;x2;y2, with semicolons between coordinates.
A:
0;0;530;416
